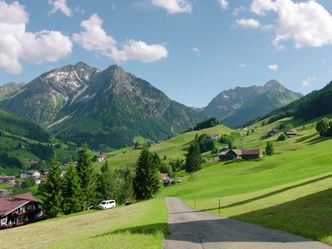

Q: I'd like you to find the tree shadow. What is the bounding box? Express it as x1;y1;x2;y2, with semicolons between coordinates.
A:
295;133;316;143
232;188;332;244
91;223;168;239
306;136;330;145
200;173;332;212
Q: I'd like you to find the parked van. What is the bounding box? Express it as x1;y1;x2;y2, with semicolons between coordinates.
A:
98;200;116;209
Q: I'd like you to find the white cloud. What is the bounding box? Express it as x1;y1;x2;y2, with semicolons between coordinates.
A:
250;0;332;48
192;47;200;55
302;76;317;87
0;0;72;74
218;0;228;10
151;0;192;14
49;0;72;17
268;64;278;71
75;6;85;14
72;14;168;63
239;63;249;68
236;18;261;29
232;6;246;16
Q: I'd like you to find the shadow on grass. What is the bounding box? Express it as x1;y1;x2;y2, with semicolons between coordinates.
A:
91;223;168;239
232;188;332;244
295;133;316;143
200;173;332;212
306;136;331;145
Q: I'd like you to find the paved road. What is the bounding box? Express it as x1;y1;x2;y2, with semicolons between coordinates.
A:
163;197;332;249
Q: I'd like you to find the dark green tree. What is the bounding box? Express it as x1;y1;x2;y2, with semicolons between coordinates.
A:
41;154;63;217
185;135;202;173
97;160;113;200
62;165;83;214
76;144;96;210
22;178;35;189
265;141;274;156
277;133;287;141
133;146;160;200
316;118;330;136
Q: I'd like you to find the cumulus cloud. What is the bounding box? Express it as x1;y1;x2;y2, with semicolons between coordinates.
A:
232;6;246;16
250;0;332;48
72;14;168;63
218;0;228;10
151;0;192;14
192;47;200;55
239;63;249;68
302;76;317;87
268;64;278;71
0;0;72;74
49;0;72;17
236;18;261;29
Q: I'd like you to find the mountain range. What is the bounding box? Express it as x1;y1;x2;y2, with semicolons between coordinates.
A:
0;62;202;149
203;80;303;127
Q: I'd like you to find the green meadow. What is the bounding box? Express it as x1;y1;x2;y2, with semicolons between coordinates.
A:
0;198;167;249
2;118;332;248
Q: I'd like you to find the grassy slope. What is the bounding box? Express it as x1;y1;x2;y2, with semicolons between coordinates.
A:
162;117;332;244
0;198;167;249
103;125;233;169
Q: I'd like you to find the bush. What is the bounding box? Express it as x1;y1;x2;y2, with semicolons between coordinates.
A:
277;133;287;141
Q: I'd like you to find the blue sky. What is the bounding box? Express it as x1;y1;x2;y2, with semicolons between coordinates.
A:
1;0;332;107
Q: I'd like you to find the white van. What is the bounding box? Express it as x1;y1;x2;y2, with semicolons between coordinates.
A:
98;200;116;209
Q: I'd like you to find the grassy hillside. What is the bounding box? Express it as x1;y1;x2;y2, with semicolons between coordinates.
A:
0;198;167;249
104;124;233;169
0;109;77;175
161;117;332;244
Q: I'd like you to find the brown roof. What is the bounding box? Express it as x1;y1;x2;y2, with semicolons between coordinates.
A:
242;149;260;156
0;193;38;217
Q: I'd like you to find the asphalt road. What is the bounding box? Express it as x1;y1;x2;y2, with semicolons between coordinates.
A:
163;197;332;249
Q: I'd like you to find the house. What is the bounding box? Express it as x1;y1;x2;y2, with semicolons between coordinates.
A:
0;193;43;229
28;160;38;168
160;173;174;186
19;170;41;185
96;152;107;162
286;129;298;137
205;134;221;141
263;128;279;138
241;149;260;160
219;149;242;161
219;149;260;161
0;176;16;185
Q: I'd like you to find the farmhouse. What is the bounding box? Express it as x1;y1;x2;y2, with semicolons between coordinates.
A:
219;149;260;161
96;152;107;162
0;176;16;185
160;173;174;186
0;193;43;229
286;129;298;137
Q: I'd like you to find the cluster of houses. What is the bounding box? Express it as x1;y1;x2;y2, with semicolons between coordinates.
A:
160;173;183;186
263;127;299;138
0;193;44;229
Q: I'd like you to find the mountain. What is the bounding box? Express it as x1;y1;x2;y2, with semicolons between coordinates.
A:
0;63;202;149
266;80;332;123
203;80;302;128
0;62;99;125
0;82;25;100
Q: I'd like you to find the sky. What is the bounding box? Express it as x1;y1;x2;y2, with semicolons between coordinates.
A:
1;0;332;107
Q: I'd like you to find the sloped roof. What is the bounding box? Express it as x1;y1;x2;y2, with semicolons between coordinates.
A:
0;193;39;217
242;149;260;156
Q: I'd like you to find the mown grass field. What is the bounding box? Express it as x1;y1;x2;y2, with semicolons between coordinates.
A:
161;118;332;244
0;198;167;249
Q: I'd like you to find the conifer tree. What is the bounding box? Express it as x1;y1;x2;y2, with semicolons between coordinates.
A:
185;135;202;173
76;144;96;209
97;160;113;200
265;141;274;156
62;165;83;214
133;146;160;200
41;154;63;217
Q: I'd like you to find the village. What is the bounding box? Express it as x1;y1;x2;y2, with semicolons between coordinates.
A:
0;125;299;229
